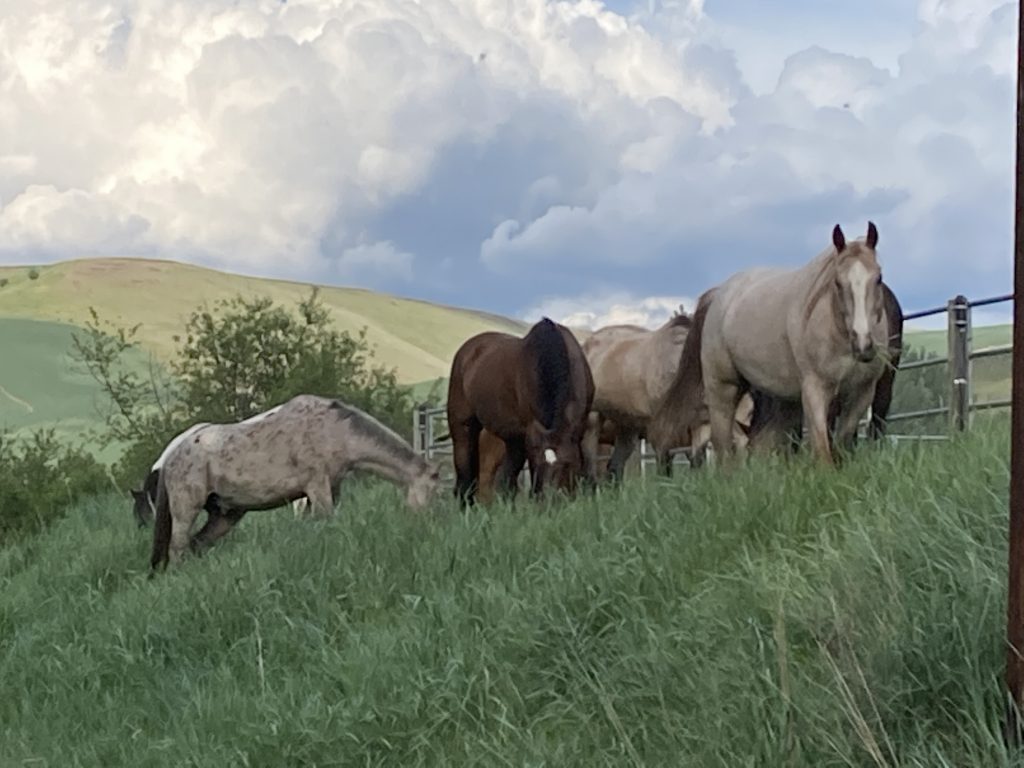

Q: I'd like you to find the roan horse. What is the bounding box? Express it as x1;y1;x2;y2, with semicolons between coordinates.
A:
581;309;753;479
657;222;890;467
149;394;440;572
745;280;904;453
446;317;595;507
131;406;314;528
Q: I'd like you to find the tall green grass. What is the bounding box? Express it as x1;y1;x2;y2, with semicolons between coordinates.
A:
1;422;1020;766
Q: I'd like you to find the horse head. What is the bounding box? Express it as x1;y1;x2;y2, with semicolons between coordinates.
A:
130;488;153;527
527;424;585;494
831;221;884;363
406;459;442;510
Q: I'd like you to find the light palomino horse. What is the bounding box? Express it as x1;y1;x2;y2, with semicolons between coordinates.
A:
744;280;905;454
130;405;311;527
150;394;440;572
654;222;890;467
580;309;753;479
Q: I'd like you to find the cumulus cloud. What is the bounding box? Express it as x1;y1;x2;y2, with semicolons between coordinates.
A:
479;1;1015;315
0;0;1015;322
523;292;695;331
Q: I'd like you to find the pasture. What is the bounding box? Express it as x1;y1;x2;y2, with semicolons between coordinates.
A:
0;317;153;460
0;419;1017;766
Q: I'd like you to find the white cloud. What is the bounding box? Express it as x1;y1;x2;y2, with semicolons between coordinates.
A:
0;0;735;275
523;292;694;330
0;0;1015;325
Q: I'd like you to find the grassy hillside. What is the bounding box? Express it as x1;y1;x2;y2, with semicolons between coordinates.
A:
904;324;1011;358
0;418;1016;766
0;317;155;460
0;258;527;385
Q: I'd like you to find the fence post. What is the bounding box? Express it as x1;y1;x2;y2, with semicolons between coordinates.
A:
947;294;972;432
411;403;422;454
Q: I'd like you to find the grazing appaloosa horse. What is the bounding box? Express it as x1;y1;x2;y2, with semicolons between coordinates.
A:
745;280;904;453
149;394;440;572
655;222;890;467
446;317;595;507
580;308;753;479
130;405;312;528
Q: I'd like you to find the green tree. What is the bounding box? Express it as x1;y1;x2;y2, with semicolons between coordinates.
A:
70;288;426;488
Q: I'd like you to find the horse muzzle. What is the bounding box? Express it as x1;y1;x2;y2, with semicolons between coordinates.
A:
853;340;876;363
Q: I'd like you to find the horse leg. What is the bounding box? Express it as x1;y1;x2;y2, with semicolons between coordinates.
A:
580;412;602;488
705;376;742;467
606;429;638;482
688;422;710;469
190;508;248;554
497;436;527;501
304;476;335;517
833;383;877;459
867;366;896;441
800;376;836;466
168;492;203;566
452;419;481;508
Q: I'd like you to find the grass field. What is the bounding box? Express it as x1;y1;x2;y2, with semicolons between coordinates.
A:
0;258;527;385
0;417;1019;766
0;318;156;461
903;323;1011;358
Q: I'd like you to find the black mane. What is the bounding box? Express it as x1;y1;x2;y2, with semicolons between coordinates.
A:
524;317;571;430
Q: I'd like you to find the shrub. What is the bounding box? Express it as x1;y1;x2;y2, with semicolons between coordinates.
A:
0;429;110;540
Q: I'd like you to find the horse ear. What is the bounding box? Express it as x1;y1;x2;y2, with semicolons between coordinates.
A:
866;221;878;250
832;224;846;253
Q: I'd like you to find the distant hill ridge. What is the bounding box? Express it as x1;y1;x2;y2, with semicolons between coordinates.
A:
0;257;529;385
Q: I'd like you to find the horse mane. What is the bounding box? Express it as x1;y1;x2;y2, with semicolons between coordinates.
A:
666;306;692;329
648;288;715;450
330;400;422;464
802;246;841;325
524;317;571;430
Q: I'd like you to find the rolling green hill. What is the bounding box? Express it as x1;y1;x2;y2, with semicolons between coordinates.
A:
0;318;156;460
903;323;1011;357
0;258;527;385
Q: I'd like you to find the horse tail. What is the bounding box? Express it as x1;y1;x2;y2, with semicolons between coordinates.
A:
650;288;716;450
149;470;172;575
526;317;572;429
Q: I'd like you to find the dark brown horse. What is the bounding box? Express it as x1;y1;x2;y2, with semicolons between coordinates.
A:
446;317;595;507
746;280;904;452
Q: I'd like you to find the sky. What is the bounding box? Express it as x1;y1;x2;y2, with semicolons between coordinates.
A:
0;0;1016;330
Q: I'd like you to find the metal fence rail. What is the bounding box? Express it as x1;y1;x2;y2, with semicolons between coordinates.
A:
412;291;1014;472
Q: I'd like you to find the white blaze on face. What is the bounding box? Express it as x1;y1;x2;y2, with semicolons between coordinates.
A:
544;448;557;465
847;260;872;346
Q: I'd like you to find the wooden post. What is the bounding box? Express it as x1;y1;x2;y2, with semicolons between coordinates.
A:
947;295;971;432
1006;0;1024;745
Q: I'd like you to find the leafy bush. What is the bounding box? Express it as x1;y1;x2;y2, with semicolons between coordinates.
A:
0;430;110;540
0;278;8;288
27;268;39;281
